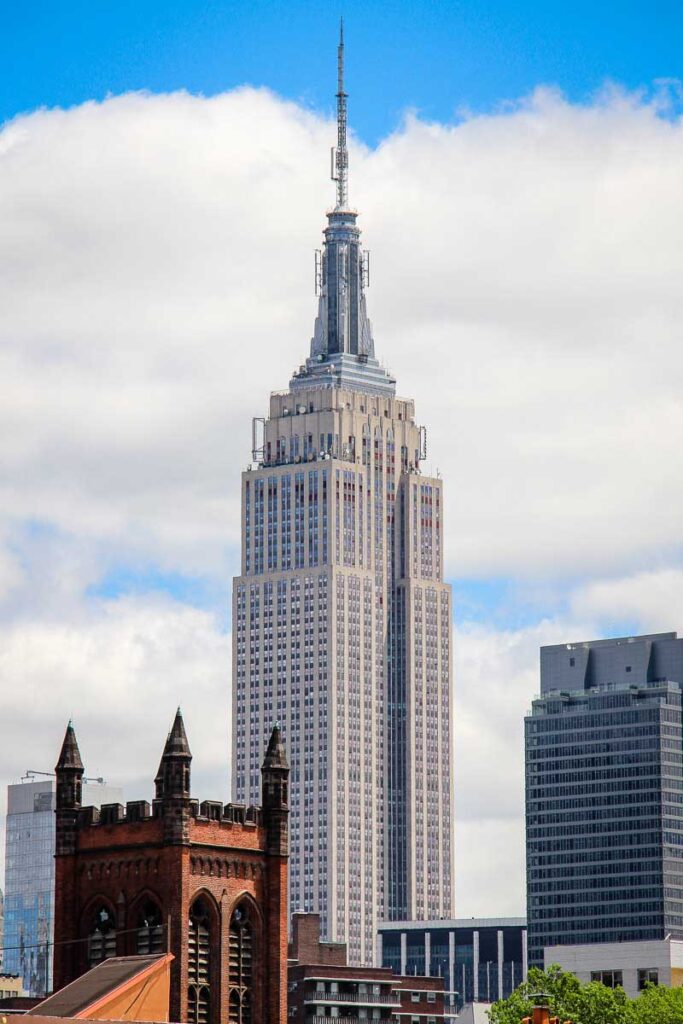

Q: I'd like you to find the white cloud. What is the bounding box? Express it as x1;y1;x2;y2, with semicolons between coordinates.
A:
1;85;683;579
0;593;230;879
570;567;683;634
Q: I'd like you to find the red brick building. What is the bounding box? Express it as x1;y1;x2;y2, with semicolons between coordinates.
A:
52;712;289;1024
288;914;445;1023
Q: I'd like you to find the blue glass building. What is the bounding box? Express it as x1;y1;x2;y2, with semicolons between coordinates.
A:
526;631;683;968
3;776;122;996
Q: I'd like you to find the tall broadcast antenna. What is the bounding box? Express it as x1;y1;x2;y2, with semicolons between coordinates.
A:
331;19;349;209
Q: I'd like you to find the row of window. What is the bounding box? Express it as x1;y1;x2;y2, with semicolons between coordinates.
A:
84;897;254;1024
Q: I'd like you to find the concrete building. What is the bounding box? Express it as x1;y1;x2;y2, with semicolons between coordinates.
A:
288;913;445;1023
3;772;123;997
0;973;24;1000
526;631;683;968
231;31;453;964
544;937;683;999
377;918;527;1017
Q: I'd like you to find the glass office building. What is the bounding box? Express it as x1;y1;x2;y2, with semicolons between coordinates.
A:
526;632;683;968
3;776;122;996
378;918;527;1016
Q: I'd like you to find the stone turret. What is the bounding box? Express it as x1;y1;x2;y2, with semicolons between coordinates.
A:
156;708;193;844
55;721;84;856
261;725;289;857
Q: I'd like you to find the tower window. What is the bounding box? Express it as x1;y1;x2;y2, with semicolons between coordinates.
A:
87;904;117;966
228;904;253;1024
188;898;213;1024
136;900;164;954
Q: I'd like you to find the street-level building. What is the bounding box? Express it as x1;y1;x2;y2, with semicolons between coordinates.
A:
0;973;24;1000
377;918;527;1017
289;913;444;1023
526;631;683;968
232;31;453;965
544;937;683;1000
3;774;122;997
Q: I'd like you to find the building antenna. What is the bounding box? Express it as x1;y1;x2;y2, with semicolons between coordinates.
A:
331;18;349;209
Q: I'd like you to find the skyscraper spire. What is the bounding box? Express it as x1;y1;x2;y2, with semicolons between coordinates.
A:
332;19;349;209
289;25;396;397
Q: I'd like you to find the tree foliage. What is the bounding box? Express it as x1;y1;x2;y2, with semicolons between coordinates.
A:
488;966;628;1024
626;983;683;1024
488;965;683;1024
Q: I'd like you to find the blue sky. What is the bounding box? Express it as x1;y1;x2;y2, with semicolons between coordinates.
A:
3;1;682;143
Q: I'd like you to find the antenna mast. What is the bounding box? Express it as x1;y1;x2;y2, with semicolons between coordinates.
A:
331;19;349;209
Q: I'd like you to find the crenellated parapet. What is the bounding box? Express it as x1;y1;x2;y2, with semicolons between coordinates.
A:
74;798;265;831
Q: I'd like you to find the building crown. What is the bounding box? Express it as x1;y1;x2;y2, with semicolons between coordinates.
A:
289;23;395;398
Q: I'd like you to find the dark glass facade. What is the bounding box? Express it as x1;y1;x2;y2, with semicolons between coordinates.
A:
526;633;683;967
378;919;526;1015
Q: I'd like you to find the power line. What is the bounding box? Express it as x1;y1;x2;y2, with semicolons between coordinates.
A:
0;922;167;957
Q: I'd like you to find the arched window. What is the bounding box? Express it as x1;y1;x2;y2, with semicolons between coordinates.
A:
187;898;212;1024
228;904;253;1024
87;904;116;966
136;900;164;954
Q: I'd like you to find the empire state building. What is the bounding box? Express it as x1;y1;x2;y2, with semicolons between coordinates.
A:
232;29;453;965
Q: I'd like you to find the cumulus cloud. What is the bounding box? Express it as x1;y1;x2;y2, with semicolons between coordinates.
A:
570;567;683;634
0;591;230;874
2;85;683;579
2;83;682;912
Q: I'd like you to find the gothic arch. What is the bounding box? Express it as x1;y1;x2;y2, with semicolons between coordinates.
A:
80;896;118;969
227;893;263;1024
187;891;220;1024
129;889;165;955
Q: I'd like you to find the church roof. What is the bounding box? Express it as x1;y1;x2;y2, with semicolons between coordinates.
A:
29;954;173;1019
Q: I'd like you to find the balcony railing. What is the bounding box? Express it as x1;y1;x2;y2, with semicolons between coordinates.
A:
307;1017;397;1023
304;991;400;1006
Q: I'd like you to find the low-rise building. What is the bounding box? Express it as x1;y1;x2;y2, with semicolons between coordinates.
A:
0;973;24;999
545;937;683;1000
289;913;445;1023
377;918;527;1015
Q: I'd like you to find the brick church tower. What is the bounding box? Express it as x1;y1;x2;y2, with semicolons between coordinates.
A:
53;712;289;1024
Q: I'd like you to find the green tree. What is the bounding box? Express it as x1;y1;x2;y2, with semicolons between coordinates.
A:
626;984;683;1024
488;965;629;1024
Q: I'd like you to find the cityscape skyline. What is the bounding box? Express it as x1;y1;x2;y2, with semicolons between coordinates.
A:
1;7;682;925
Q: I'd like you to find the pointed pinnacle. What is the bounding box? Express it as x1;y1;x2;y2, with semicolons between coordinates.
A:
262;724;288;770
56;721;84;773
162;708;192;760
